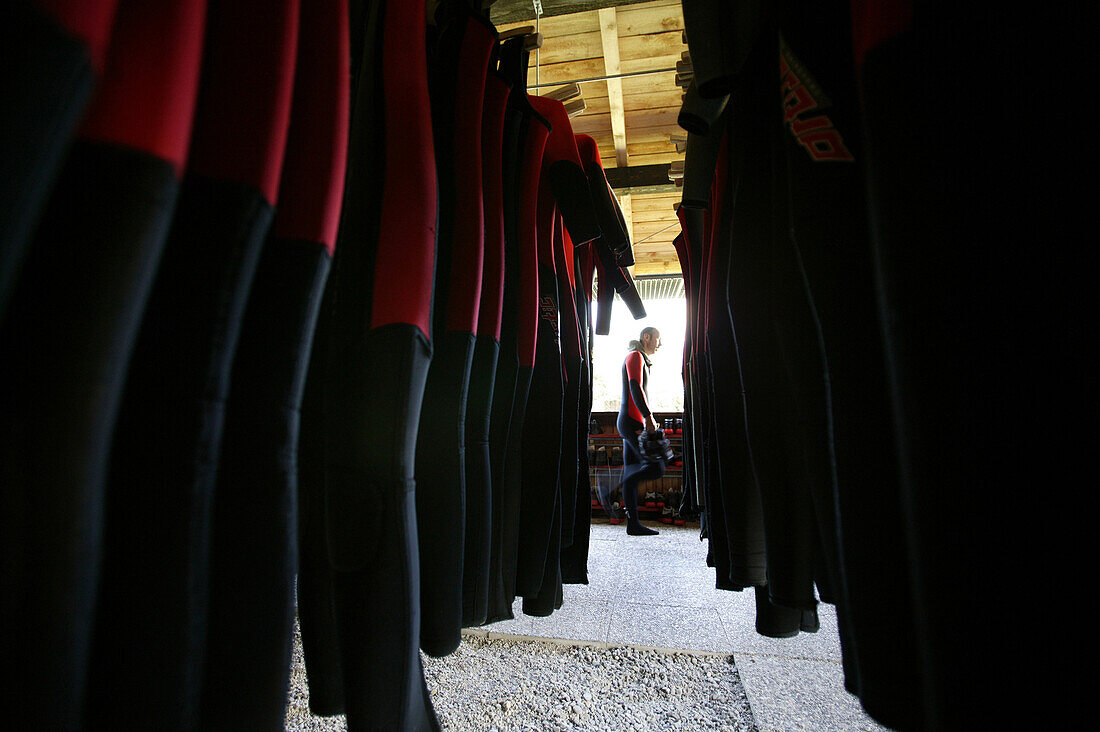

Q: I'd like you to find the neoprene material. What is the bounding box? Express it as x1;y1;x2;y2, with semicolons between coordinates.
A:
0;2;205;727
554;216;582;549
527;95;602;249
574;136;646;334
462;49;511;629
677;82;729;137
297;0;440;728
696;107;767;591
852;4;1062;727
417;0;494;658
559;245;593;583
682;124;725;210
88;4;297;726
514;167;564;602
498;92;551;615
681;0;764;98
0;0;117;321
199;1;348;727
484;34;535;624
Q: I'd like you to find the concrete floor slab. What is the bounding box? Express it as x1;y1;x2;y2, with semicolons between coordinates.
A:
607;602;730;653
527;597;612;643
734;654;889;732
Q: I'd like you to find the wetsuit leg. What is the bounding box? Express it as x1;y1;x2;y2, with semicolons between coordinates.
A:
0;0;114;320
295;325;346;716
298;1;440;727
88;3;298;725
499;366;533;609
200;0;348;724
417;3;495;655
560;286;592;584
0;2;204;726
514;285;564;599
616;416;665;527
202;240;329;729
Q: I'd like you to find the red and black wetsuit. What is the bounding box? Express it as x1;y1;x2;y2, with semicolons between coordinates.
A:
297;0;440;727
200;0;349;726
0;2;206;725
89;3;300;726
0;0;119;320
415;0;495;658
617;349;665;516
462;27;512;630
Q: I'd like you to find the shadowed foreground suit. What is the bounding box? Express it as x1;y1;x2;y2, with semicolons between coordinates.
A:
0;0;119;320
0;2;207;727
89;3;299;727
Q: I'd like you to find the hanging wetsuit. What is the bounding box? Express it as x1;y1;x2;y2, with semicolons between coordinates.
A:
199;1;349;727
554;218;583;552
670;231;698;515
0;0;119;321
87;4;299;727
462;32;511;629
0;2;206;727
851;2;1059;728
484;34;544;624
618;348;664;534
561;132;634;580
297;0;439;728
416;0;495;658
560;221;594;584
516;94;601;615
516;181;565;616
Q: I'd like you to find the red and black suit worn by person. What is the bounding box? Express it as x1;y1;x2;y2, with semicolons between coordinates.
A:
199;1;349;727
297;0;440;728
617;341;663;536
88;2;300;727
0;2;206;727
0;0;119;320
415;0;495;658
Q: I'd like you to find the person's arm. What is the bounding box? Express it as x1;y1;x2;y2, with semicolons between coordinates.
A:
625;351;659;432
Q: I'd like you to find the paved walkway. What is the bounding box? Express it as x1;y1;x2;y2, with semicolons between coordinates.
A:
479;520;889;732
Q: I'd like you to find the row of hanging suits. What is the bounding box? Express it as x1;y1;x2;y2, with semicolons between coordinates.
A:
295;2;647;728
674;1;1081;730
0;0;645;729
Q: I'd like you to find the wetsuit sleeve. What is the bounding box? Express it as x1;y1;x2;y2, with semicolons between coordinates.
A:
625;351;651;419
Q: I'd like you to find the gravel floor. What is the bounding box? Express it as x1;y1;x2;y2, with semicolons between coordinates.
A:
286;623;756;731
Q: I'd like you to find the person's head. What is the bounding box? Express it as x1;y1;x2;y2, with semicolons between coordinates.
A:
628;327;662;356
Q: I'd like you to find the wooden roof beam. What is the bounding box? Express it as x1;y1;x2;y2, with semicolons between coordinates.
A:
490;0;657;25
598;7;628;168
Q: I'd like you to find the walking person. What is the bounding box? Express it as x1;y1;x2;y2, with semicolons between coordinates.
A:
618;327;664;536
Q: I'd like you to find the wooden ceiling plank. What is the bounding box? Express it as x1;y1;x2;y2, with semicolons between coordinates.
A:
598;7;628;167
491;0;663;25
